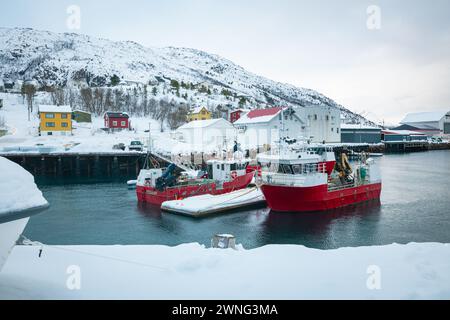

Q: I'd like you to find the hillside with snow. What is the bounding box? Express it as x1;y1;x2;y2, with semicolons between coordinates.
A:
0;27;372;125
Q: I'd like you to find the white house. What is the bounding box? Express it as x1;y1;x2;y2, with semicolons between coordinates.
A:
296;104;341;143
177;118;236;148
234;107;305;148
400;111;450;135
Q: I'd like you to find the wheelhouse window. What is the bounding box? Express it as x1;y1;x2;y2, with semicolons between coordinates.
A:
292;164;301;174
121;121;126;126
281;164;293;174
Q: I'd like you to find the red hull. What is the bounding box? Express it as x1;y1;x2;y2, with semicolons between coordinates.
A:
261;182;382;212
136;171;255;206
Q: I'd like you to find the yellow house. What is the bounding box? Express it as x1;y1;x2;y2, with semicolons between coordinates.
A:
38;105;73;136
187;106;211;122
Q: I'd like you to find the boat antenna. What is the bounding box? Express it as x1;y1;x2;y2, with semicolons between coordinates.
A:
144;122;152;169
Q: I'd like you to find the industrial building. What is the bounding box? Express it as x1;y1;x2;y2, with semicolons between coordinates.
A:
400;111;450;136
341;124;381;144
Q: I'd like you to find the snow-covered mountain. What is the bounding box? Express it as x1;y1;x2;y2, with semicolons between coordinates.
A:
0;27;373;124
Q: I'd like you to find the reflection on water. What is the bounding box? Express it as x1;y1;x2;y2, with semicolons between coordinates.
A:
262;200;382;249
25;150;450;249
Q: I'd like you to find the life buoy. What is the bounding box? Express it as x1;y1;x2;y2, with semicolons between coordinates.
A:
231;171;238;179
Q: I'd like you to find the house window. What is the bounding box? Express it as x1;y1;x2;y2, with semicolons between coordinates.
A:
113;121;118;126
47;132;52;136
61;122;68;127
314;114;318;120
61;114;68;119
337;128;340;134
331;128;334;132
45;113;55;119
121;121;126;126
46;122;55;127
326;115;329;121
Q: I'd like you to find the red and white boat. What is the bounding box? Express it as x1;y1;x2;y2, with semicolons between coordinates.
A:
136;158;255;207
257;143;382;212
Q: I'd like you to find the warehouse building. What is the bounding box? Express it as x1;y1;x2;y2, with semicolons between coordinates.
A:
400;111;450;136
341;124;381;144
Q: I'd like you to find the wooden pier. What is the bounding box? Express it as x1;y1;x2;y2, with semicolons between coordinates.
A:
0;152;167;178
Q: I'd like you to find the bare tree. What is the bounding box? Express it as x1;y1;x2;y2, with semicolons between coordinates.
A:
22;83;37;121
80;88;94;113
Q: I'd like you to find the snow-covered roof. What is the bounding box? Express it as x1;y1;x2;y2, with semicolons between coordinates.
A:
190;106;208;114
178;118;232;130
234;107;283;125
38;105;72;113
104;111;129;118
341;123;381;130
382;129;426;136
231;108;251;114
400;111;448;124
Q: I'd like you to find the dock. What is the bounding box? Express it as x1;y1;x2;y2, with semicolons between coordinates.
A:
161;187;266;217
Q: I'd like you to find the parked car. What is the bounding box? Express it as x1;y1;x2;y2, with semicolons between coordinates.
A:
128;140;144;151
113;143;126;151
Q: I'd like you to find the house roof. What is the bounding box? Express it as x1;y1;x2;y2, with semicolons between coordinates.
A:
190;106;208;114
400;111;448;124
73;109;92;114
38;105;72;113
234;107;284;125
178;118;232;130
382;129;426;136
341;123;381;130
231;108;251;114
104;111;129;118
393;124;440;131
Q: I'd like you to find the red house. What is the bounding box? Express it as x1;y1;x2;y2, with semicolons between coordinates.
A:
229;109;250;123
104;112;130;130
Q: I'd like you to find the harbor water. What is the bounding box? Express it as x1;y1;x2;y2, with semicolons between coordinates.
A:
24;150;450;249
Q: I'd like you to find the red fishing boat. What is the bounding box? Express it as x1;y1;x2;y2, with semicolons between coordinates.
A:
257;144;382;212
136;158;255;206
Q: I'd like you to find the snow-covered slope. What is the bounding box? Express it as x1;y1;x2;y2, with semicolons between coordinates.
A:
0;27;372;124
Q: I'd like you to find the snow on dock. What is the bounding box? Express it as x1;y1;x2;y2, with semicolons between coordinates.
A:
161;187;266;217
1;242;450;299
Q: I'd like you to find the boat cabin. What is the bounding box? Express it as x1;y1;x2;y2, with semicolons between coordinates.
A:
207;159;249;182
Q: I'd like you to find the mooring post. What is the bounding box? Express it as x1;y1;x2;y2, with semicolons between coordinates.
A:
113;156;119;176
40;156;45;175
75;156;81;176
87;156;91;177
93;155;100;177
57;157;63;176
136;157;140;176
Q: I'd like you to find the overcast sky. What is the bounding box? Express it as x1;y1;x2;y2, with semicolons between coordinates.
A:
2;0;450;124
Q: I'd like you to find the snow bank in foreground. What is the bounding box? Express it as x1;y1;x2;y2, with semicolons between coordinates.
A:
1;242;449;299
0;156;48;214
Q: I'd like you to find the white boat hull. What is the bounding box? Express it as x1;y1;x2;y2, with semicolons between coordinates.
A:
0;218;29;271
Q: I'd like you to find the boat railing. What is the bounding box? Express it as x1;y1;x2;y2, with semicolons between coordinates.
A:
261;170;326;187
327;181;356;191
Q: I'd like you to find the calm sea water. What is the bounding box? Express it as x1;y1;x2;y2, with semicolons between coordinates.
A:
24;150;450;249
